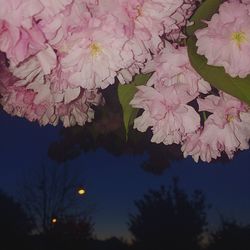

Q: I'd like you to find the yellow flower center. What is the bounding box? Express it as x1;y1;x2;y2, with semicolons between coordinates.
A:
226;114;234;123
60;43;69;53
135;5;143;18
231;31;247;46
89;42;102;57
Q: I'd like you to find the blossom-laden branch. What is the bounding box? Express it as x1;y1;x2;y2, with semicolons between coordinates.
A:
1;0;250;163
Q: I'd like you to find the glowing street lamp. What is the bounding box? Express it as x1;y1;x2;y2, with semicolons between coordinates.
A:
77;188;86;196
51;218;57;224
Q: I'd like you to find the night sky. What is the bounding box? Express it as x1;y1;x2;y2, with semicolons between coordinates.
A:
1;110;250;241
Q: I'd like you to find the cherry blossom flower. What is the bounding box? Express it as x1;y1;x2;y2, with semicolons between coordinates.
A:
0;0;43;29
0;0;45;65
86;0;197;83
1;52;103;127
130;84;201;145
195;1;250;78
127;0;192;51
9;46;88;104
164;0;197;41
0;45;104;127
143;42;211;98
60;15;132;90
1;0;250;165
181;128;222;163
37;0;90;47
0;83;102;127
182;92;250;162
38;0;73;16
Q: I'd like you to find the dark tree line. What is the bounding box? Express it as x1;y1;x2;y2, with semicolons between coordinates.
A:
1;179;250;250
19;163;91;234
0;190;33;238
128;178;208;250
207;219;250;250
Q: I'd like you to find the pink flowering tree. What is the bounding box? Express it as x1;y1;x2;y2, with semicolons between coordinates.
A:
1;0;250;163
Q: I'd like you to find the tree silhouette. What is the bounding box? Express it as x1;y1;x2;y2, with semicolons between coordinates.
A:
87;237;130;250
49;215;94;240
128;178;208;250
207;219;250;250
0;190;33;248
19;163;91;234
38;215;95;250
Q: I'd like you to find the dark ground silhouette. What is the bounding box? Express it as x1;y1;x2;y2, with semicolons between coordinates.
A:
207;219;250;250
1;179;250;250
128;178;208;250
0;190;33;249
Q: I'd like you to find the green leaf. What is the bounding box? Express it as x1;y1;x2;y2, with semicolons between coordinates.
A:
118;73;151;140
187;0;250;105
186;0;224;36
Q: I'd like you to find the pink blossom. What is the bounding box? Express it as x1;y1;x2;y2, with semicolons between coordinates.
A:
143;42;211;98
0;0;46;65
38;0;73;16
57;89;103;127
164;0;197;41
127;0;187;51
181;128;222;163
0;22;46;65
37;0;90;47
195;1;250;78
61;15;132;90
9;46;85;105
0;0;43;29
130;84;201;145
117;63;144;84
87;0;134;36
130;0;197;49
0;52;18;92
0;84;102;127
0;53;103;127
182;92;250;162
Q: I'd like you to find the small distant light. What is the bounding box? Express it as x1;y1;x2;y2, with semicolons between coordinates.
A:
51;218;57;224
78;188;86;195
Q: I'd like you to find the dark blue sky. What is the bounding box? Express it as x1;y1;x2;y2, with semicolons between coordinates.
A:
1;111;250;241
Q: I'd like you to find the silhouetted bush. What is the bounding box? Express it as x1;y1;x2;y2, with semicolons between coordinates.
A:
87;237;130;250
0;190;33;249
128;178;208;250
206;219;250;250
49;215;94;240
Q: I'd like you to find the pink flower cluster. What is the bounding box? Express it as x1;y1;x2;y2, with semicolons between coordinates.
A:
182;92;250;162
195;0;250;78
0;0;194;126
131;42;250;162
0;51;102;127
131;42;211;145
1;0;250;163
